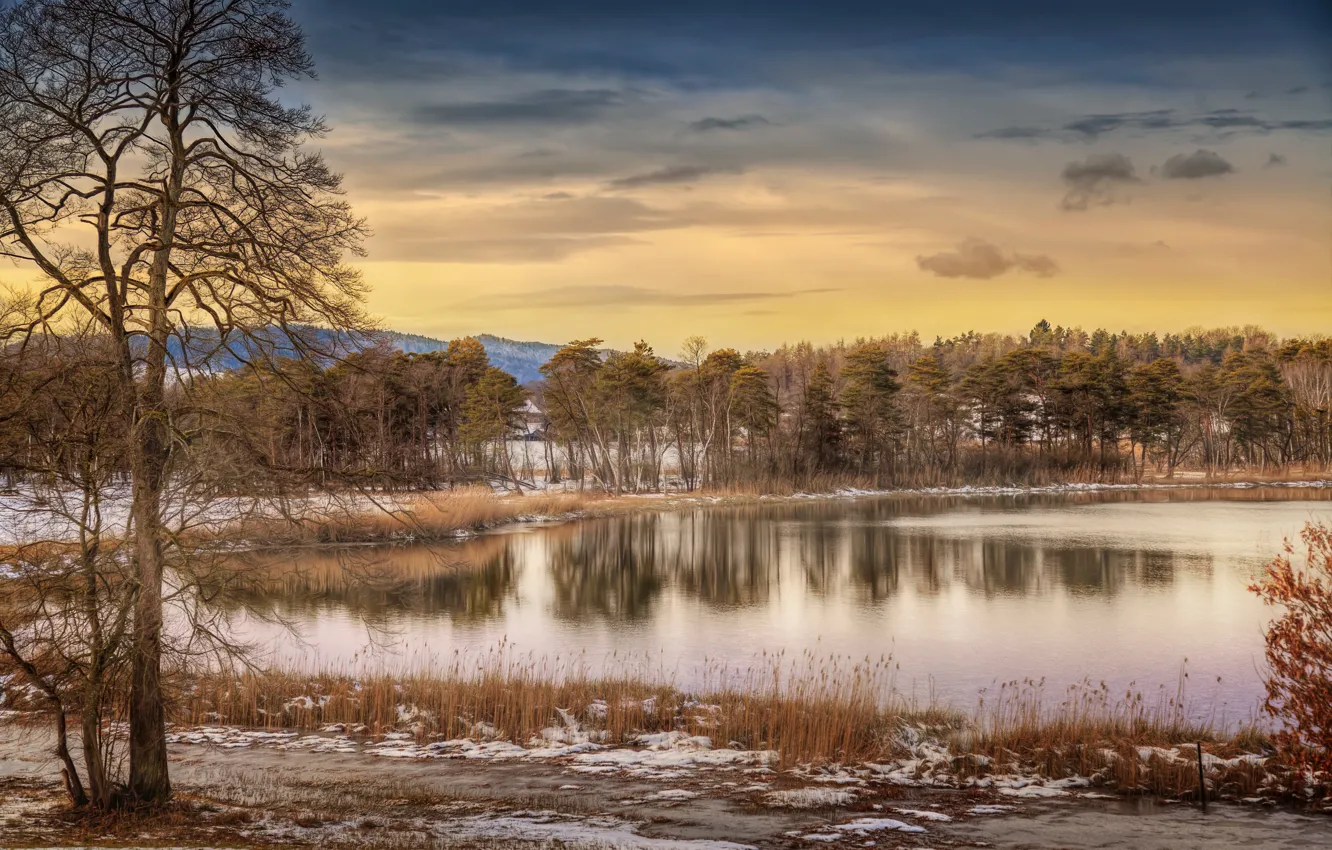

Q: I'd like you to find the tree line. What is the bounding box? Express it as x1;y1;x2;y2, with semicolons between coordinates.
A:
537;322;1330;491
7;320;1326;498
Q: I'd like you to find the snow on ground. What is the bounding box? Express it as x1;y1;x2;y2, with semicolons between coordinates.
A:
162;722;1264;808
764;788;857;808
892;807;953;822
834;816;927;834
968;804;1017;815
444;810;756;849
165;725;775;774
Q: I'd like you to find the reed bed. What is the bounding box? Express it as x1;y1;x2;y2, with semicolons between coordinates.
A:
223;487;598;546
175;648;1273;798
969;677;1271;797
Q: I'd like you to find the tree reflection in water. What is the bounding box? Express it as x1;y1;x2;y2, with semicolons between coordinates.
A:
222;486;1330;707
226;487;1324;624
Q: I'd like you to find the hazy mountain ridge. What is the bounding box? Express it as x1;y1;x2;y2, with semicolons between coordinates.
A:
371;331;566;383
163;327;569;384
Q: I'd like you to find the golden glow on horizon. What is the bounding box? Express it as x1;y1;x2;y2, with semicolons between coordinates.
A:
355;164;1332;350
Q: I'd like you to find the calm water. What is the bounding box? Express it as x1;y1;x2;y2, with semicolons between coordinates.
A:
235;487;1332;717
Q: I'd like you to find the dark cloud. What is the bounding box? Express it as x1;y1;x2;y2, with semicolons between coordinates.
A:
978;108;1332;142
1066;110;1176;138
1060;153;1139;211
972;126;1048;140
1286;85;1309;94
1264;152;1289;167
607;164;742;189
1013;252;1060;277
482;284;839;309
686;115;771;132
1160;149;1234;179
915;238;1060;279
412;88;626;125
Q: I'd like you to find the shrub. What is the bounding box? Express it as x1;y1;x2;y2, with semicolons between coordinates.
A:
1249;522;1332;787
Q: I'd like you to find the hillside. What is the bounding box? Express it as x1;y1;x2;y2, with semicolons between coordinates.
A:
164;327;567;385
374;332;564;384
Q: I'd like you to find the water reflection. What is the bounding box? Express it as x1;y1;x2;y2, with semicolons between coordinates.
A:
229;537;518;622
231;487;1331;708
233;488;1326;619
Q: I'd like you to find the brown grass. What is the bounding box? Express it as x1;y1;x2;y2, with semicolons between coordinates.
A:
174;649;1277;798
969;676;1272;798
221;487;599;546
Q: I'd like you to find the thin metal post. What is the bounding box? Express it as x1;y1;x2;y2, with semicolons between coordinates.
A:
1196;742;1207;812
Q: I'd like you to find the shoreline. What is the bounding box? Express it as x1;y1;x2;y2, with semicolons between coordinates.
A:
2;714;1328;849
223;475;1332;552
4;475;1328;554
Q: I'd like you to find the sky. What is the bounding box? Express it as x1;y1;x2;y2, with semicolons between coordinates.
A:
287;0;1332;351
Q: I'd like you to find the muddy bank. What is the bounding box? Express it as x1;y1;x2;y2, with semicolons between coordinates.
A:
2;722;1328;849
944;797;1331;849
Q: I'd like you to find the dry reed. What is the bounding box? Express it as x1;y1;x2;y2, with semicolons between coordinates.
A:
222;487;597;546
174;648;1272;797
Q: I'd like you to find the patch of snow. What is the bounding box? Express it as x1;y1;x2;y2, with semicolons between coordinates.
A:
764;788;857;808
967;805;1017;815
892;808;953;822
1000;784;1069;798
835;817;926;835
447;811;755;849
641;789;700;802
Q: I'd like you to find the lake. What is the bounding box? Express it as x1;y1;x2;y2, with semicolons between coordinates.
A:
234;486;1332;721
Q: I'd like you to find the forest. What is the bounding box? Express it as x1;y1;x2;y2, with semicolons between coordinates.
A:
4;320;1328;496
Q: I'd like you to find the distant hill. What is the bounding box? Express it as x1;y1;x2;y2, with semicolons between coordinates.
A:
472;335;567;384
163;326;569;385
380;331;566;384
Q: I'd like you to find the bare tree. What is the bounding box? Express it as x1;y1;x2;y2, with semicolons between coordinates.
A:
0;323;136;808
0;0;368;803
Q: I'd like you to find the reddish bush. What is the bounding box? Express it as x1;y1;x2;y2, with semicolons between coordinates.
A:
1250;522;1332;786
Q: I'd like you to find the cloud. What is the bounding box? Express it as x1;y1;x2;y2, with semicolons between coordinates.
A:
915;238;1060;279
368;196;688;261
1160;149;1234;179
686;115;771;132
973;126;1048;140
1065;110;1176;139
1264;152;1288;168
478;284;839;309
607;164;742;189
396;236;646;263
1112;240;1172;257
1060;153;1139;211
978;109;1332;142
412;89;626;125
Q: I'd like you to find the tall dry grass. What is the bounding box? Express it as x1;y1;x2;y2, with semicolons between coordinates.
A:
174;648;1270;796
223;487;596;546
968;676;1270;797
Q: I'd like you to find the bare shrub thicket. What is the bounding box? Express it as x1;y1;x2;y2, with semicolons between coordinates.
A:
1250;522;1332;790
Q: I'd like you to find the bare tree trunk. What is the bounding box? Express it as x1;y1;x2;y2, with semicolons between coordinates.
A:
128;340;171;803
128;139;180;802
80;691;109;808
55;707;88;808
